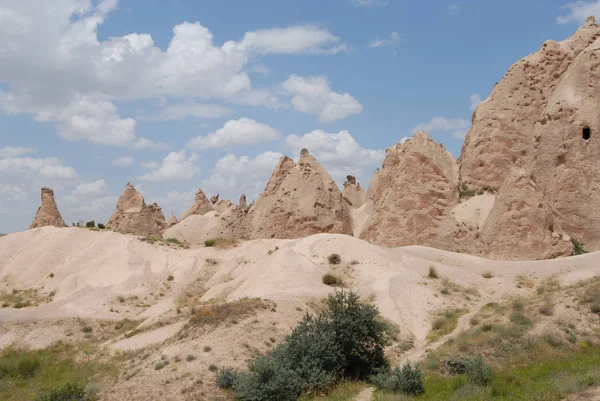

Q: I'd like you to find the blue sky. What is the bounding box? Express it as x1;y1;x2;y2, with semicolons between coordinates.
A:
0;0;597;233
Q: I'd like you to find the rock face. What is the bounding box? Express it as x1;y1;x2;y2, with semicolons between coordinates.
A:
342;175;366;208
106;183;167;236
365;168;380;203
30;187;67;229
180;188;213;221
210;194;219;204
167;213;178;226
360;132;459;247
214;199;235;214
239;194;247;209
245;149;353;239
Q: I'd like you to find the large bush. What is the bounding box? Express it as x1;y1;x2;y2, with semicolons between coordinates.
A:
465;355;492;386
231;290;388;400
370;362;424;396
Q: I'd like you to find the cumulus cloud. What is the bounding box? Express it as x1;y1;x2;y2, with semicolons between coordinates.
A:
411;117;471;140
71;179;107;197
557;1;600;24
203;151;284;200
138;150;200;181
140;161;160;169
141;103;233;121
187;118;281;150
0;184;27;201
147;189;196;216
470;94;482;110
0;157;79;181
111;156;134;166
134;137;169;150
282;75;363;123
285;129;384;183
368;32;402;48
0;146;36;158
0;1;349;145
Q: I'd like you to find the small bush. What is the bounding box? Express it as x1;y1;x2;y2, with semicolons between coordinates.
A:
81;326;93;334
539;301;554;316
370;363;424;396
203;346;212;352
571;238;588;255
509;312;532;326
204;238;237;248
459;183;477;198
167;275;174;281
465;355;491;386
444;356;471;375
511;297;525;311
543;333;563;347
328;254;341;265
204;239;216;247
166;238;182;245
428;266;439;279
482;271;493;279
322;274;343;287
186;354;196;362
217;367;240;389
85;221;95;228
37;382;88;401
97;223;105;229
208;364;218;372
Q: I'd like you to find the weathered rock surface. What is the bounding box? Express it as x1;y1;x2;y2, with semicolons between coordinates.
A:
246;149;353;239
365;168;380;202
210;195;219;204
239;194;247;209
214;199;235;214
106;183;167;236
167;213;178;226
180;188;213;221
30;187;67;229
342;175;366;208
360;132;459;247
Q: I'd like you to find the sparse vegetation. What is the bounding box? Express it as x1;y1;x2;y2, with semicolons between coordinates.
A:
571;238;588;255
459;183;477;198
85;221;95;228
167;275;174;281
204;237;237;248
165;238;182;245
0;289;49;308
482;271;493;279
216;367;240;389
97;223;105;230
189;298;268;327
427;309;468;342
370;362;425;396
229;291;388;400
322;274;343;287
428;266;439;279
328;253;341;265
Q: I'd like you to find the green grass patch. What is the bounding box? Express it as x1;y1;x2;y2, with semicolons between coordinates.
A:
0;343;118;401
427;309;468;342
299;381;368;400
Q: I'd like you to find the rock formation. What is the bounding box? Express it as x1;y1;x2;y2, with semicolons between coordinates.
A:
239;194;247;209
245;149;353;239
365;168;380;202
106;183;167;236
210;194;219;204
214;199;235;214
342;175;366;208
180;188;213;221
30;187;67;229
360;132;459;247
167;213;178;226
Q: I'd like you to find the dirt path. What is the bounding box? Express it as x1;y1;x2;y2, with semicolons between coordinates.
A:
354;387;374;401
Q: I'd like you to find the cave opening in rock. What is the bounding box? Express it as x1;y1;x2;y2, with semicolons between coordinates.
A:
583;127;591;140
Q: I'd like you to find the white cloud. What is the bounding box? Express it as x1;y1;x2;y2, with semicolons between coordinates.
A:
0;184;27;201
0;146;36;158
147;189;196;216
282;75;363;123
350;0;389;7
368;32;402;48
470;94;482;110
203;151;284;200
187;118;281;150
251;64;271;76
557;2;600;24
140;103;233;121
71;179;107;197
411;117;471;140
235;25;348;55
138;150;200;181
0;157;79;181
111;156;134;166
134;137;169;150
0;2;349;145
285;129;384;183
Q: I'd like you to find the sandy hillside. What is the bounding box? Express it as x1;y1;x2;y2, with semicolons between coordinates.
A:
1;227;599;400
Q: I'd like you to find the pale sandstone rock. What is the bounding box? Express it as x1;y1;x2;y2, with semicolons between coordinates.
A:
210;194;219;204
214;199;235;214
360;132;459;247
239;194;247;209
30;187;67;229
342;175;366;208
106;183;167;236
180;188;213;221
365;168;380;202
246;149;353;239
167;213;178;226
478;169;572;260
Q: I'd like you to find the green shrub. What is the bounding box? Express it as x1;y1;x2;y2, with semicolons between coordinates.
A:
571;238;588;255
85;221;95;228
166;238;181;244
459;183;477;198
37;382;89;401
444;356;471;375
328;254;341;265
509;312;532;326
204;239;216;247
465;355;491;386
97;224;105;230
428;266;439;279
322;274;343;287
231;290;388;400
217;367;240;389
370;363;424;396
